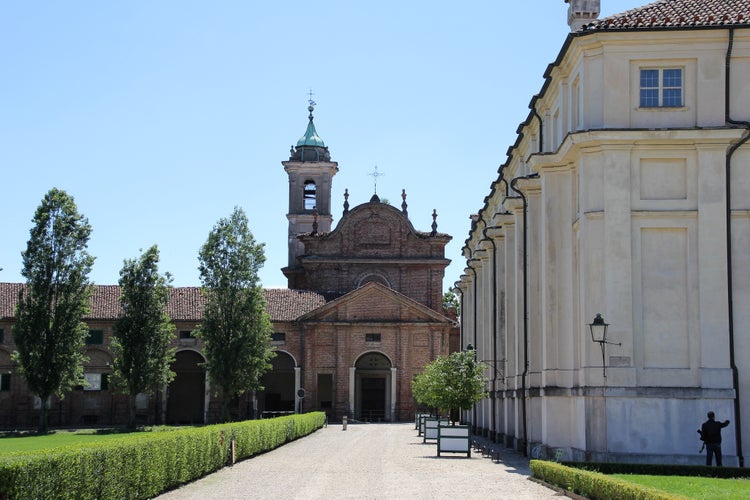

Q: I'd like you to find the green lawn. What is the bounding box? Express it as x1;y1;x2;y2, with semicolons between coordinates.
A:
0;429;158;455
613;474;750;499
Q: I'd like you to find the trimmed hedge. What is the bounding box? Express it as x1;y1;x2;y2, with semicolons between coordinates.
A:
530;460;689;500
562;461;750;479
0;412;326;500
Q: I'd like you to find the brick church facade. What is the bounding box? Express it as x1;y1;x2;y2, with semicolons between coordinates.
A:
0;104;457;428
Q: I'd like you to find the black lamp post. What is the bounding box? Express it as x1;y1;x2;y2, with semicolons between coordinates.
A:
588;313;620;378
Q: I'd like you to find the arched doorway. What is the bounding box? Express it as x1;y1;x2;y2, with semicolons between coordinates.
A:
257;352;297;417
166;350;206;425
355;352;392;422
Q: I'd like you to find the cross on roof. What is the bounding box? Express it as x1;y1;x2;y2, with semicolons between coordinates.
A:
369;165;385;194
307;89;316;107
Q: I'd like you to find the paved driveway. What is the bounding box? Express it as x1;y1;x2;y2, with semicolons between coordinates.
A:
157;422;561;500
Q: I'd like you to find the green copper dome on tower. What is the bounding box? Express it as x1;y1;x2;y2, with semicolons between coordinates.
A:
289;101;331;162
296;105;326;148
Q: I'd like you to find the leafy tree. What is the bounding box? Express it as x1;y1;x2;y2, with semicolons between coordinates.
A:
12;188;95;433
196;207;275;422
442;290;459;316
412;350;486;421
112;245;176;428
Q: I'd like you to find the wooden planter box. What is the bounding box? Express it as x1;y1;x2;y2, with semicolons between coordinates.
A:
437;424;471;457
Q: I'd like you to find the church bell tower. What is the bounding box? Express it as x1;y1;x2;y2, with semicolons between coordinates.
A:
282;101;338;285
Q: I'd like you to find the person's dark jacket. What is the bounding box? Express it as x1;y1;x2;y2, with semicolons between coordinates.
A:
701;419;730;444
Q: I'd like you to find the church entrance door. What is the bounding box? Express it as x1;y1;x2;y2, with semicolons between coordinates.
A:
166;350;206;425
354;353;392;422
257;352;297;417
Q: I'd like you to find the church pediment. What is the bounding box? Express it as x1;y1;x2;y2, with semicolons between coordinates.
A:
297;282;453;324
298;201;447;259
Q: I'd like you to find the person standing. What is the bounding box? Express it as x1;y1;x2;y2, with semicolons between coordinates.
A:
701;411;730;466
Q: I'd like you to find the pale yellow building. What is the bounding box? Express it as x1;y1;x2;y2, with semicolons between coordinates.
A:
458;0;750;465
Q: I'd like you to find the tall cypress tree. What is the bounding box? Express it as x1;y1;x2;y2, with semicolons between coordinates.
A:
12;188;94;433
112;245;176;428
196;207;275;422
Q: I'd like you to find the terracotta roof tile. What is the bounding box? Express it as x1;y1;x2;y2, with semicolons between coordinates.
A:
581;0;750;31
0;283;331;323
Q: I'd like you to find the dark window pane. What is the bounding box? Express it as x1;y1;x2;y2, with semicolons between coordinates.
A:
0;374;10;391
271;332;286;342
663;69;682;87
663;88;682;107
640;89;659;107
86;330;104;345
365;333;381;342
640;69;658;88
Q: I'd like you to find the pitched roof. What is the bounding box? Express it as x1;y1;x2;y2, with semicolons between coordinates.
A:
0;283;332;323
581;0;750;32
297;281;454;324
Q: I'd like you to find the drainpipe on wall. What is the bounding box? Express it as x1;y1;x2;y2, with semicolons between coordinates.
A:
482;225;502;443
725;26;749;468
531;107;544;154
510;172;539;456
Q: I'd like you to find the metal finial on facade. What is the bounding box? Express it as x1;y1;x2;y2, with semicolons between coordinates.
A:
401;189;408;216
343;188;350;214
431;209;438;236
368;165;384;194
312;206;319;235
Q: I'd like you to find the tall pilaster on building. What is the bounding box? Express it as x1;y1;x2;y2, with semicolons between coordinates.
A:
282;102;338;283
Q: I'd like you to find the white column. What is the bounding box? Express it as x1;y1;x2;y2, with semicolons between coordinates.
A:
294;366;302;413
390;367;397;421
204;378;210;424
349;367;356;416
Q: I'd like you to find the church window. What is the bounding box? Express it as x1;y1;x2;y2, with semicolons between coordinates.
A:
86;329;104;345
0;373;10;391
271;332;286;343
179;330;194;339
640;68;683;108
83;372;108;391
304;181;317;210
365;333;381;343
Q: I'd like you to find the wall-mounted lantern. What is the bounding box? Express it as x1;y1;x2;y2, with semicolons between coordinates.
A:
588;313;621;378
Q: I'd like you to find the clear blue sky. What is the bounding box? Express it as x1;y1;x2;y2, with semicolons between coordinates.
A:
1;1;646;290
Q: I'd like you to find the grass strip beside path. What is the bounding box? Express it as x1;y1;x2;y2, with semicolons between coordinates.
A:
612;474;750;499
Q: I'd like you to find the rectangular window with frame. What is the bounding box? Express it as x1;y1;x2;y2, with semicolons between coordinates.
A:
0;328;4;344
640;68;683;108
365;333;381;343
179;330;194;339
83;373;109;391
86;329;104;345
0;373;10;391
271;332;286;342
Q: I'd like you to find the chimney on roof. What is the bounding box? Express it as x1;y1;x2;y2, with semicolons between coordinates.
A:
565;0;600;31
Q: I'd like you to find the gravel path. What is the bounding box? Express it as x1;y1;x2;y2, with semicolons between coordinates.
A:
156;422;562;500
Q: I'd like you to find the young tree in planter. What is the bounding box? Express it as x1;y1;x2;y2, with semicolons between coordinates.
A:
412;350;486;423
112;245;176;428
12;188;95;433
196;207;275;422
